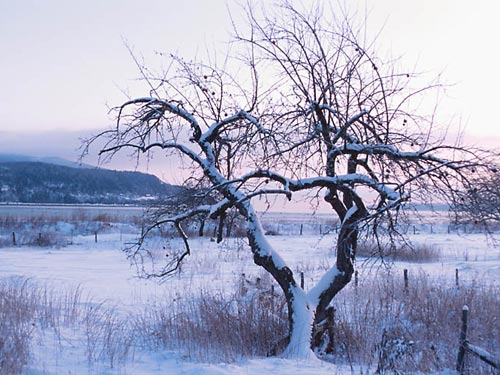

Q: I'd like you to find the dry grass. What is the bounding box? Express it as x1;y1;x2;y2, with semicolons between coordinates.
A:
0;210;142;248
0;277;136;373
133;273;288;362
131;266;499;374
83;303;134;368
356;241;442;262
327;272;499;374
0;231;70;248
0;278;37;374
1;269;498;374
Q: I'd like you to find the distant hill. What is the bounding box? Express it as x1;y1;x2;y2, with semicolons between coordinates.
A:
0;161;181;205
0;153;93;168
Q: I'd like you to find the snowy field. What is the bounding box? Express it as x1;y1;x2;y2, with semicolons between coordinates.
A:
0;206;498;374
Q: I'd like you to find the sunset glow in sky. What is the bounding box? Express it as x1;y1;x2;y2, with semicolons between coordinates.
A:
1;0;500;145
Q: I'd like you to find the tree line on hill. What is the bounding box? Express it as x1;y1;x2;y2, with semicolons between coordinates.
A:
0;161;181;205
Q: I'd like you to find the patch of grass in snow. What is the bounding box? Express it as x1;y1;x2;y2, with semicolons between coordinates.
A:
0;277;135;374
326;271;499;374
0;278;37;374
0;278;84;374
2;270;498;374
356;241;442;262
133;271;288;362
0;210;141;248
82;302;135;368
3;230;71;248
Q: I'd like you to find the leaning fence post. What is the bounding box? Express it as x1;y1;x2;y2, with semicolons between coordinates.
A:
456;305;469;374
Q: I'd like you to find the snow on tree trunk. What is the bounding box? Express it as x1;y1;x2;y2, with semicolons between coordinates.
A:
243;207;316;358
281;286;316;359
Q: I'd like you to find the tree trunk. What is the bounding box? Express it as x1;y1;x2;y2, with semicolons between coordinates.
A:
243;203;364;358
312;207;363;351
216;212;226;242
281;286;316;359
243;205;317;358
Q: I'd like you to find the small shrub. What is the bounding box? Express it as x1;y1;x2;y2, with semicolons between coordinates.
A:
29;231;69;247
376;329;415;374
0;231;70;248
264;229;280;236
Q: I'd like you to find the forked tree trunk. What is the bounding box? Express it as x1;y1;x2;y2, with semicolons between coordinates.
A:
245;204;363;358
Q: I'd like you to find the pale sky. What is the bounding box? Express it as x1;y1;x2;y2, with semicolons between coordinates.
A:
1;0;499;144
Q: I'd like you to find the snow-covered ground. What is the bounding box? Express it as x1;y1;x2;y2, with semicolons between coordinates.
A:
0;212;498;375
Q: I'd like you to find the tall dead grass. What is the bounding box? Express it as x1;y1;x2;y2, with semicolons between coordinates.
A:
133;273;288;362
0;262;497;374
0;210;141;248
0;278;37;374
329;272;499;374
83;303;134;368
0;277;135;373
133;271;498;374
356;241;442;262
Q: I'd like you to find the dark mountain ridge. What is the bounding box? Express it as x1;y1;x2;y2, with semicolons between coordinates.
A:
0;161;180;205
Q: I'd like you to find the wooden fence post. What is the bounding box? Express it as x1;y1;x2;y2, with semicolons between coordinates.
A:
198;220;205;237
455;269;459;288
456;305;469;374
355;270;359;288
403;269;409;290
94;231;98;243
299;224;303;236
455;305;500;372
12;231;16;246
300;272;305;289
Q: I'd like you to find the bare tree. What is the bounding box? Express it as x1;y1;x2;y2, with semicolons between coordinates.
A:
451;170;500;228
85;1;497;358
